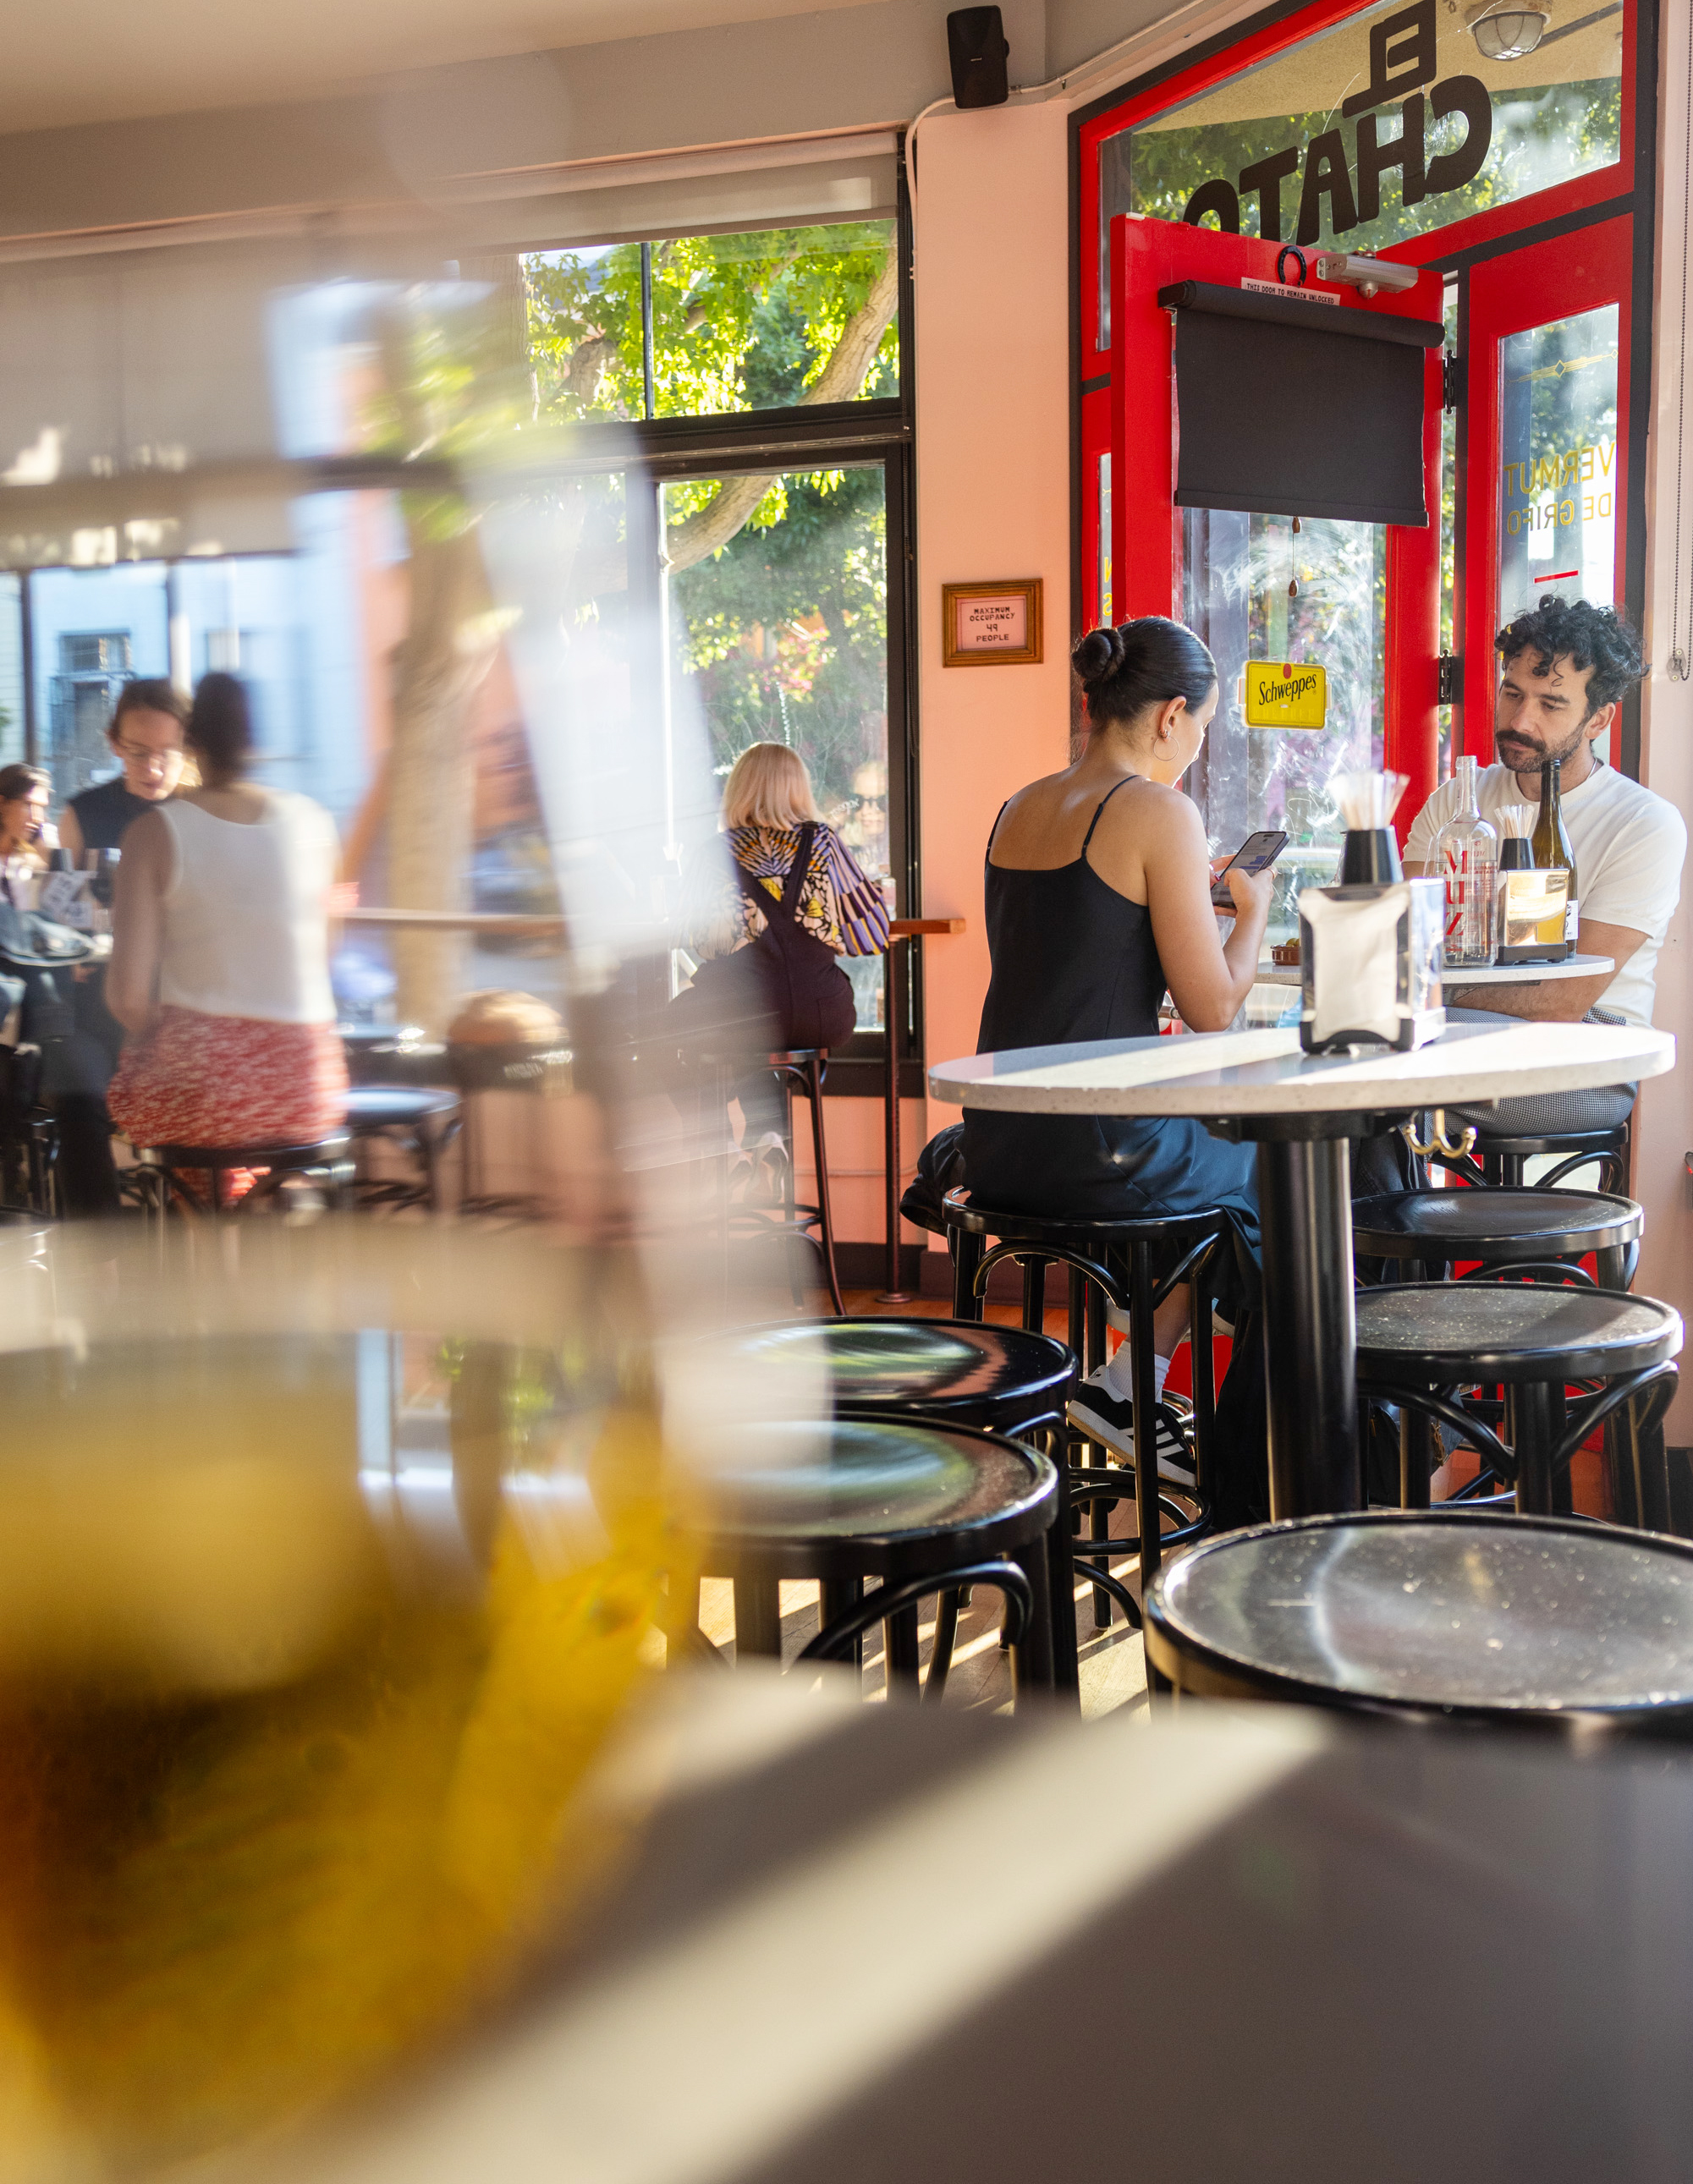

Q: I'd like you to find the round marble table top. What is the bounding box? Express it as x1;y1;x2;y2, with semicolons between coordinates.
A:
928;1019;1674;1120
1251;952;1614;990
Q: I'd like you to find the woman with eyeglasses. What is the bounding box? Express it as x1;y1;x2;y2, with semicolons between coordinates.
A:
58;678;189;859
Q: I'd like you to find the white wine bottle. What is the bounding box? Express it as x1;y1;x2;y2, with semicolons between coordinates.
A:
1531;758;1578;957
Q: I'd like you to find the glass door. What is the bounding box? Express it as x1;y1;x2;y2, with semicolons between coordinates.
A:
1108;211;1445;930
1461;217;1631;761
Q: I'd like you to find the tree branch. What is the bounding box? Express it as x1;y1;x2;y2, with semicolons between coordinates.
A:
662;247;899;577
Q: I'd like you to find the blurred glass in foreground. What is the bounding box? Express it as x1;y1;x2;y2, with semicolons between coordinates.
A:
0;1221;688;2177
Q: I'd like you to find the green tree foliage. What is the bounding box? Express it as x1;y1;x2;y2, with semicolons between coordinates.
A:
526;227;895;869
1129;79;1621;250
671;464;888;838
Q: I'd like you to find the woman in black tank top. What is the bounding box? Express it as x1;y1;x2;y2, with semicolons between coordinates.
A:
962;619;1270;1282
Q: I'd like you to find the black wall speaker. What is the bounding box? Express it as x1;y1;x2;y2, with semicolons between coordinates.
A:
947;7;1010;108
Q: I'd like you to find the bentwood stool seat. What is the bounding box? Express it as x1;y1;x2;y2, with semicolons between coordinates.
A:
135;1135;355;1216
1353;1279;1682;1523
686;1411;1060;1706
1352;1186;1642;1292
941;1185;1229;1608
1146;1512;1693;1743
344;1084;462;1212
341;1023;426;1079
714;1317;1082;1695
730;1049;844;1317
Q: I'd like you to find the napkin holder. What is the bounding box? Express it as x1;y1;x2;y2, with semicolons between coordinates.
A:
1299;877;1445;1055
1496;867;1571;964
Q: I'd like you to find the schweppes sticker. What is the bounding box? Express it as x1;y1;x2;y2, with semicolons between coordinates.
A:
1243;660;1327;730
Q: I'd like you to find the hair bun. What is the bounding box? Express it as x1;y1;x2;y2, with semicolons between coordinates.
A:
1072;626;1124;689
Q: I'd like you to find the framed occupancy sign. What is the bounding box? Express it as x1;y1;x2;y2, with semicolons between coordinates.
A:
942;579;1044;667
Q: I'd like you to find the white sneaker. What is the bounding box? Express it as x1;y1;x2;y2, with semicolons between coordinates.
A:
1067;1364;1196;1485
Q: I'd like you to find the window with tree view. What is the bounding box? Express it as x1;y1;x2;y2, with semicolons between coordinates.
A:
525;222;899;420
525;221;903;1034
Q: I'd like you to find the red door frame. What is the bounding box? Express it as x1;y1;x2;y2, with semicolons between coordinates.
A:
1460;217;1634;761
1108;215;1445;821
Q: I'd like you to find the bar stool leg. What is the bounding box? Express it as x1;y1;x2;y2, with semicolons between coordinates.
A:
803;1057;845;1317
733;1574;783;1659
818;1576;863;1672
926;1588;960;1702
1130;1238;1162;1589
1044;1479;1082;1703
884;1601;921;1698
1020;1252;1047;1331
1187;1261;1217;1507
1399;1408;1434;1510
1082;1274;1112;1628
1514;1380;1558;1516
953;1229;985;1321
1010;1535;1056;1695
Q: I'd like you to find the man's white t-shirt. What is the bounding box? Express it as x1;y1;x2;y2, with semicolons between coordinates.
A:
1404;759;1686;1026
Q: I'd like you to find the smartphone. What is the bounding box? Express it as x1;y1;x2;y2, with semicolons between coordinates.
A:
1211;828;1289;908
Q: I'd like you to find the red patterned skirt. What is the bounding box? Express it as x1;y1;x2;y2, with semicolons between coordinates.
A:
110;1007;348;1162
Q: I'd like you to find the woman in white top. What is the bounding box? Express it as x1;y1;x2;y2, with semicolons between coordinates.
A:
107;672;346;1169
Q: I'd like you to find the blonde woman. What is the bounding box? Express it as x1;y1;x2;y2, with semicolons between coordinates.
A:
678;742;891;1051
670;744;889;1174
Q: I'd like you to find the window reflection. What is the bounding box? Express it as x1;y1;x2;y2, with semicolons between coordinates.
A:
1498;303;1619;620
1182;508;1387;944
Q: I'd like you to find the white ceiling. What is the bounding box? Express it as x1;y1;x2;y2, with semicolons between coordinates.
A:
0;0;881;134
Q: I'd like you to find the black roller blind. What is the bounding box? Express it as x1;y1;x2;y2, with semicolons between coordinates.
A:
1157;281;1443;528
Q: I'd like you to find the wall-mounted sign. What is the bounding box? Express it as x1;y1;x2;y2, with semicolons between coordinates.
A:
943;579;1044;667
1243;660;1327;728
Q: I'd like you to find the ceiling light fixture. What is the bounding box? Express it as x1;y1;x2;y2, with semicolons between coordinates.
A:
1466;2;1550;59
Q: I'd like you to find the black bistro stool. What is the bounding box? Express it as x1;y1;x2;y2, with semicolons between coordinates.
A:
715;1316;1082;1695
1353;1185;1642;1292
723;1048;845;1317
1439;1119;1630;1194
1146;1512;1693;1742
688;1411;1060;1706
345;1084;462;1212
135;1135;355;1216
1353;1280;1682;1524
942;1186;1229;1604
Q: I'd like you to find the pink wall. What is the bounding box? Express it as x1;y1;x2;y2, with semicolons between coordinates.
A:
1633;2;1693;1436
910;100;1075;1265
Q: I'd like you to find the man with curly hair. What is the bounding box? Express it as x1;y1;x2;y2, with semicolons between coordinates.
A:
1404;593;1684;1133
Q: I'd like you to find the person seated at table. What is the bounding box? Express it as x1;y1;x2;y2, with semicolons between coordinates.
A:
671;741;889;1192
106;672;346;1195
0;762;124;1216
960;616;1274;1474
0;764;52;901
58;678;190;857
1404;595;1683;1141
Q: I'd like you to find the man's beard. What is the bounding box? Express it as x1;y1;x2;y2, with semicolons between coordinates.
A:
1496;717;1592;774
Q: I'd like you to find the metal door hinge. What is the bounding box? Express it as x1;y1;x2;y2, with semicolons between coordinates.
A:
1437;652;1461;705
1443;350;1462;413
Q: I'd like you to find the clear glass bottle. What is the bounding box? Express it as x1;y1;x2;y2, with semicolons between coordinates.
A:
1431;755;1498;968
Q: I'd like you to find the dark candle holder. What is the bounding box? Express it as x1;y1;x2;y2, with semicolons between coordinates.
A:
1338;827;1403;886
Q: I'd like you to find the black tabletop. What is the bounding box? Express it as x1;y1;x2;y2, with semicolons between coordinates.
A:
271;1676;1693;2184
1150;1512;1693;1720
